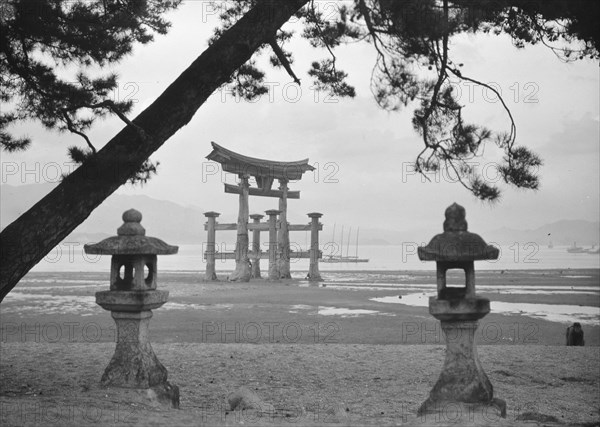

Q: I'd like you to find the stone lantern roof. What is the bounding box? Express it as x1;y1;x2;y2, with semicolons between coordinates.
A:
418;203;498;262
84;209;178;256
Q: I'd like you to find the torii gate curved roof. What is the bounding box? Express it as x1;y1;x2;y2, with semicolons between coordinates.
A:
206;142;315;182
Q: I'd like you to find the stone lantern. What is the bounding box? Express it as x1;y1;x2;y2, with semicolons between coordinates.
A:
417;203;505;418
84;209;179;408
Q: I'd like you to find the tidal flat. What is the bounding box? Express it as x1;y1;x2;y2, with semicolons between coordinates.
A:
1;269;598;426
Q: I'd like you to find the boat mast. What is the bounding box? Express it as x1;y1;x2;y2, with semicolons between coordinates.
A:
355;227;360;258
346;226;352;259
340;225;344;259
330;223;336;260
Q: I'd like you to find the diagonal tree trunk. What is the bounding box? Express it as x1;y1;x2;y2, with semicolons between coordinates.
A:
0;0;309;302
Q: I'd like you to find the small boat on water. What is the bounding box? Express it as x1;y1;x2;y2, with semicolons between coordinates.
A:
322;256;370;263
567;242;599;254
567;242;585;253
323;225;369;263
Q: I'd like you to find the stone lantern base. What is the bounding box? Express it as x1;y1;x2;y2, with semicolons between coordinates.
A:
102;311;165;386
418;298;506;419
96;291;179;409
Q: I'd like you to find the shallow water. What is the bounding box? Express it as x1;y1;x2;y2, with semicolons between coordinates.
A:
371;293;600;326
30;244;600;272
6;270;598;326
315;282;599;294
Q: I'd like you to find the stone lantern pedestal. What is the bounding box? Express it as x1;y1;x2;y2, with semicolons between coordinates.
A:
416;203;506;420
84;209;179;408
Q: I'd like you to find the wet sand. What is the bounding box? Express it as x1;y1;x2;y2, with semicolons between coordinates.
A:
1;269;599;426
1;269;598;346
1;342;598;426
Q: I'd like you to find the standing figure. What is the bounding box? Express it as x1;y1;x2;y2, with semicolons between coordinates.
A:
566;322;585;346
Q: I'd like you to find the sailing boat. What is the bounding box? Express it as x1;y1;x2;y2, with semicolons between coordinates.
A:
322;225;369;263
567;242;585;253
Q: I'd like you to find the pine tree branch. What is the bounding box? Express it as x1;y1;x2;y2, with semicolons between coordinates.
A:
85;100;153;143
61;112;97;154
269;37;301;85
447;68;517;153
309;0;338;73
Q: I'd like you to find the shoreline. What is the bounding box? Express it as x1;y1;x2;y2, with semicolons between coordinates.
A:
2;268;598;346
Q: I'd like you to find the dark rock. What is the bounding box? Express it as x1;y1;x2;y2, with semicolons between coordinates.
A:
516;411;560;423
227;387;274;414
145;382;180;409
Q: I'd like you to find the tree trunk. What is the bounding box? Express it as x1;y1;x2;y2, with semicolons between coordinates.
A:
0;0;309;302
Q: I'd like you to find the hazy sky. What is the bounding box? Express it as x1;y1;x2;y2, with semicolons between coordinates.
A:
2;1;599;234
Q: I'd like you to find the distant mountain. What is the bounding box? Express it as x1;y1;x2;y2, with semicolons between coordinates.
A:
0;183;206;244
2;183;598;247
484;220;600;246
334;227;433;247
1;182;58;225
74;194;207;244
329;221;600;248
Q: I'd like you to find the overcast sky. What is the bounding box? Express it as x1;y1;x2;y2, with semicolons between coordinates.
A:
2;1;599;234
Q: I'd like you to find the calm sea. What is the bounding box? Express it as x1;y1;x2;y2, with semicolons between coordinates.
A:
31;244;600;273
14;244;599;327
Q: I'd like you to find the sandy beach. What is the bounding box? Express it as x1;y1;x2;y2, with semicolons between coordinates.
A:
1;268;599;426
3;0;599;425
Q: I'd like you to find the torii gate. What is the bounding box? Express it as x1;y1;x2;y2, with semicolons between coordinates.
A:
205;142;320;281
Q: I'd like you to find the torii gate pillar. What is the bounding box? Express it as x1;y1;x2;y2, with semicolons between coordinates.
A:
204;211;220;281
266;210;281;280
307;212;323;282
250;214;264;279
278;179;291;279
229;175;251;282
